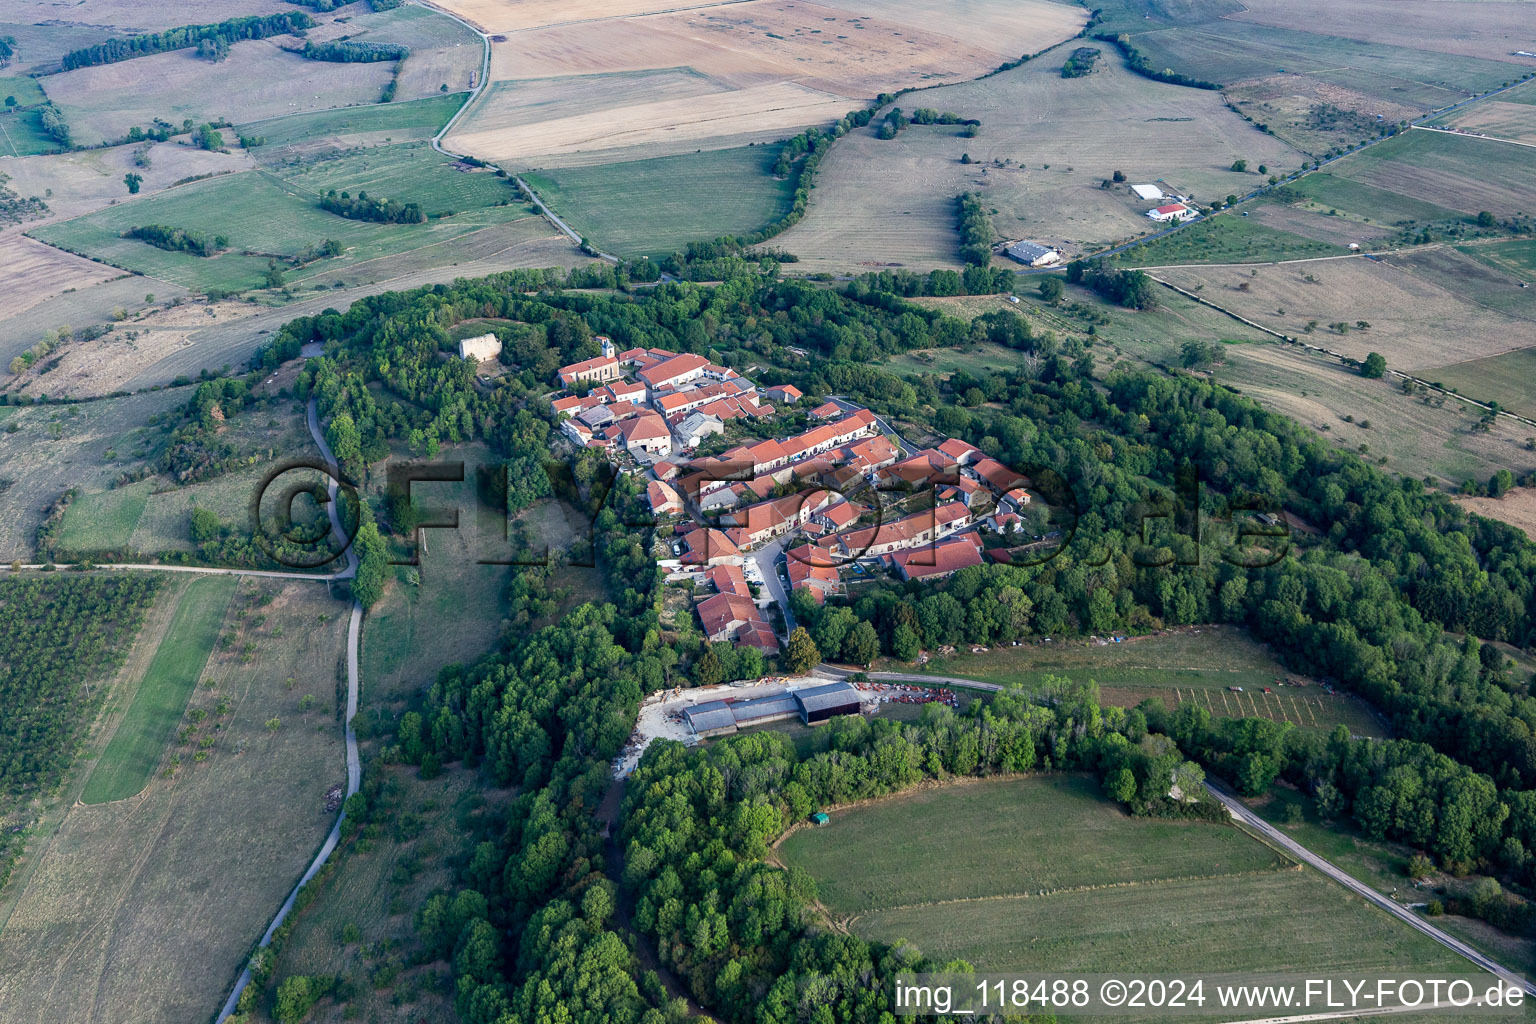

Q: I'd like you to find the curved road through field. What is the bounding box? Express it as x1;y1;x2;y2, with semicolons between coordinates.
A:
213;400;361;1023
815;664;1536;994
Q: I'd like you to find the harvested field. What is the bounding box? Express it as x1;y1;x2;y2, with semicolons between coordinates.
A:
1229;0;1536;65
1436;94;1536;145
0;140;253;220
772;46;1301;271
0;580;350;1024
1326;128;1535;218
1219;339;1536;487
0;233;119;321
430;0;719;33
523;145;794;257
447;0;1083;166
459;80;850;167
44;39;394;148
1154;251;1536;371
0;274;185;375
26;225;584;398
783;775;1463;989
0;0;296;34
0;388;185;559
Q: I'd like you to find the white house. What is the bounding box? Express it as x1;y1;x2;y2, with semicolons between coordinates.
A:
1147;202;1191;223
1131;183;1164;201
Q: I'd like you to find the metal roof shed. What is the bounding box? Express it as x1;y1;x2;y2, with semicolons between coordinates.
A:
683;700;739;737
793;682;862;725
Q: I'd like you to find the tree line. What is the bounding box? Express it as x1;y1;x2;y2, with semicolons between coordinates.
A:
298;40;409;63
319;189;425;224
59;12;314;70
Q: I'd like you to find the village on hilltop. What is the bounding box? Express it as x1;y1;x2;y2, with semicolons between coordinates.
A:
538;338;1043;653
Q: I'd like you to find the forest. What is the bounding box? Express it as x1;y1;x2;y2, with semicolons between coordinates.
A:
0;575;161;891
58;12;314;70
190;264;1536;1019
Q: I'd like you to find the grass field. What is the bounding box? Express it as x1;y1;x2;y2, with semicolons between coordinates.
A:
782;775;1287;914
29;160;538;293
1117;213;1345;267
55;480;153;552
240;93;467;151
0;389;185;561
781;775;1465;992
1286;172;1468;227
1428;349;1536;420
1155;251;1536;372
523;145;795;257
1324;130;1535;218
0;107;63;157
773;45;1301;271
1254;787;1536;979
359;444;511;705
277;141;518;217
1459;239;1536;281
0;581;350;1024
902;626;1385;736
79;574;236;804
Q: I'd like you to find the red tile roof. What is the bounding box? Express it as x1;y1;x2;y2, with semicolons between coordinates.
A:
638;352;710;388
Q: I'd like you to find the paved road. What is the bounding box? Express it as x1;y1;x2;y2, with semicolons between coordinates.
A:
1410;123;1536;150
512;175;620;264
214;400;361;1023
1206;779;1535;998
752;535;796;637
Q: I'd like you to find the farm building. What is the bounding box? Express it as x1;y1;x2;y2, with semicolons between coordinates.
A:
681;684;859;738
682;701;738;738
1005;240;1061;267
458;333;502;362
1147;203;1191;222
1131;183;1164;201
793;682;862;725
